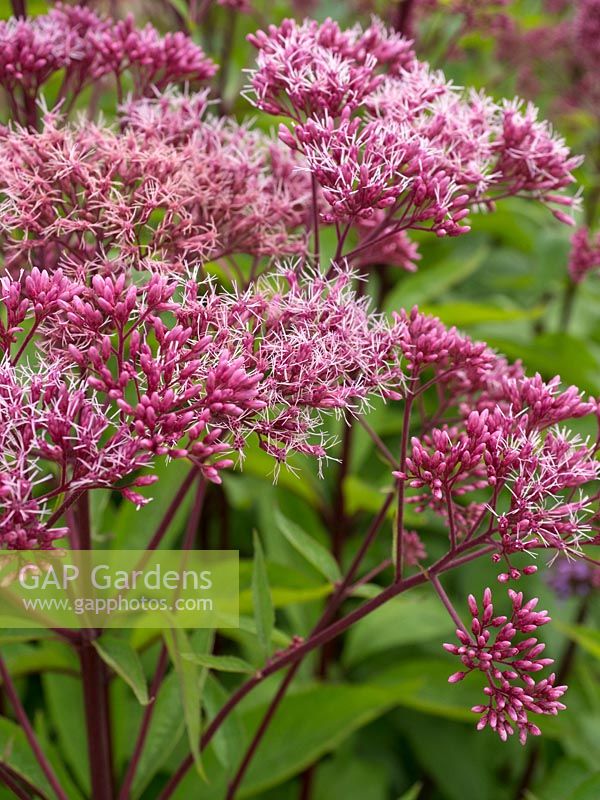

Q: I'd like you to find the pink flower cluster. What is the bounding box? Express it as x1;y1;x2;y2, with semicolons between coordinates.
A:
568;227;600;283
247;18;415;118
0;104;310;275
394;308;599;568
248;18;581;246
573;0;600;71
0;361;148;548
497;0;600;120
0;266;404;547
0;9;593;755
0;5;215;128
445;589;567;744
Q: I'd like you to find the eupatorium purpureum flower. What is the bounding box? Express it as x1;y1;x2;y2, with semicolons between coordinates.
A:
249;18;581;242
0;266;404;547
391;308;598;572
568;227;600;284
0;6;216;129
0;108;310;274
246;18;415;118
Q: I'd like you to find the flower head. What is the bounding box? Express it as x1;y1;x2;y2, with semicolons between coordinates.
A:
0;265;405;545
568;227;600;284
445;588;566;744
247;18;414;118
0;7;216;128
0;107;309;274
250;18;581;247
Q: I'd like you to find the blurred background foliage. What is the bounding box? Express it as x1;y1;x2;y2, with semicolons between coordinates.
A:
0;1;599;800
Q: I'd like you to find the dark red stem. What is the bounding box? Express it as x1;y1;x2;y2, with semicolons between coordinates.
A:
160;505;488;800
0;658;67;800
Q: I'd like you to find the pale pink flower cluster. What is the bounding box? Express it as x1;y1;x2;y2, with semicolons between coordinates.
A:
445;589;567;744
0;361;148;548
392;308;599;574
0;107;310;274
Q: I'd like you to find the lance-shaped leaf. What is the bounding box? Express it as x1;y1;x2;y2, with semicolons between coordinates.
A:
93;635;149;706
252;531;274;660
275;509;341;583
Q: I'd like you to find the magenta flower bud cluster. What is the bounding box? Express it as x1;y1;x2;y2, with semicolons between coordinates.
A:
445;588;567;744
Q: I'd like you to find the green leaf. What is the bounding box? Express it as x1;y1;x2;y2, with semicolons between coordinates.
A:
34;712;86;800
398;783;423;800
238;683;399;797
131;670;185;798
534;757;591;800
220;616;291;651
1;640;78;678
252;531;274;660
275;508;341;583
203;674;246;771
486;333;600;395
313;752;389;800
43;674;90;794
173;683;403;798
384;246;488;312
182;653;254;674
419;301;543;327
238;559;333;613
239;443;322;505
393;708;499;800
0;717;54;798
94;635;149;705
343;594;453;667
0;630;53;645
109;460;195;548
365;658;484;723
343;476;420;527
555;623;600;659
163;628;208;779
567;774;600;800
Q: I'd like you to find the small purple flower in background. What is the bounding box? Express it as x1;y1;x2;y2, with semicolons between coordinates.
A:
403;530;427;565
546;559;600;599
